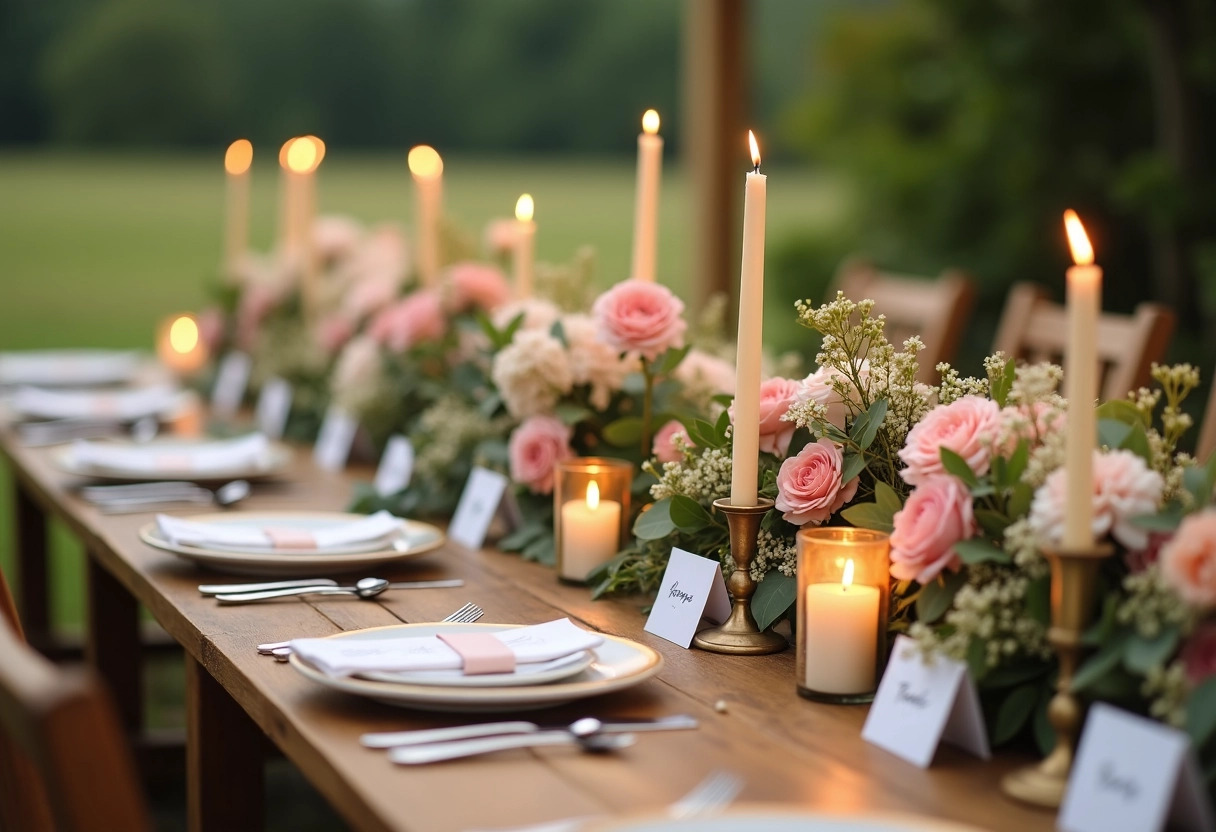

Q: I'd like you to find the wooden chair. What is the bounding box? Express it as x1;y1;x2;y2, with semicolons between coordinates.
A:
993;283;1176;403
1197;379;1216;463
0;569;151;832
832;256;976;384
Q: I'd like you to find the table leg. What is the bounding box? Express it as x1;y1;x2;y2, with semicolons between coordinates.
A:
86;556;143;731
186;656;264;832
14;481;50;648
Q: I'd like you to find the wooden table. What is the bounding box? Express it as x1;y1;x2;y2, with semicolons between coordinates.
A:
1;430;1056;832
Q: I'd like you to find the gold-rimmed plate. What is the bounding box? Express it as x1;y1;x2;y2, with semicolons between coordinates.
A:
583;808;987;832
53;436;293;482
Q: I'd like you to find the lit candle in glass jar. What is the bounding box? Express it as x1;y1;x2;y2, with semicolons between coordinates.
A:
559;480;621;582
803;559;880;695
156;314;209;376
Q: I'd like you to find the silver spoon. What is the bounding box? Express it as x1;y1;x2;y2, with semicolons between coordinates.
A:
387;718;636;765
215;576;390;605
95;479;250;514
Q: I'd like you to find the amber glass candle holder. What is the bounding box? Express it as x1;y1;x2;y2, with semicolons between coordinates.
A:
796;527;891;704
554;457;632;584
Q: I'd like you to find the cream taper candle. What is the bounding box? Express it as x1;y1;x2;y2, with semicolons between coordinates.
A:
729;131;766;507
408;145;444;287
223;139;252;273
514;193;536;299
1062;209;1100;549
630;109;663;282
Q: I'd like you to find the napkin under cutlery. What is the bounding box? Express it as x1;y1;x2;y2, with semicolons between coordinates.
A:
0;350;139;387
290;618;602;677
12;384;179;421
156;509;404;552
72;433;269;474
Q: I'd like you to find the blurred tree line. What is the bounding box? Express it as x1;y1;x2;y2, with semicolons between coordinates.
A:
770;0;1216;370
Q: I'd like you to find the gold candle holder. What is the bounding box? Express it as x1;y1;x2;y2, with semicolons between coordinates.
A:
1002;542;1113;808
692;497;788;655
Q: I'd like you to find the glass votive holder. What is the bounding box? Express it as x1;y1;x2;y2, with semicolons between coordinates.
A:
795;527;891;704
554;457;632;584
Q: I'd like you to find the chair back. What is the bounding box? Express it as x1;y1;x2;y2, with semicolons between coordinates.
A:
1197;379;1216;464
0;570;150;832
993;282;1175;402
832;257;976;384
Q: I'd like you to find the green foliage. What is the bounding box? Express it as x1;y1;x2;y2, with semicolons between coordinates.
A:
752;572;797;633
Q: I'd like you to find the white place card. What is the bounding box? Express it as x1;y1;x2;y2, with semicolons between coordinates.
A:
211;352;252;418
644;548;731;649
448;467;510;550
374;435;415;497
1060;703;1215;832
861;635;990;768
313;406;359;472
255;376;293;440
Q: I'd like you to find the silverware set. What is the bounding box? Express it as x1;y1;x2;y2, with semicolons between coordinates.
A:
200;576;465;606
80;479;251;513
19;414;159;446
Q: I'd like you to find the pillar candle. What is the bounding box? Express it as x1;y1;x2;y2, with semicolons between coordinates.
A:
559;481;621;581
1062;209;1101;549
223;139;252;274
803;560;879;694
408;145;444;287
156;314;209;376
513;194;536;299
630;109;664;282
729;131;766;507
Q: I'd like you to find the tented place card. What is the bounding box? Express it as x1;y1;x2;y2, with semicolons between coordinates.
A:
861;635;991;768
448;466;510;550
374;435;415;497
313;406;359;472
644;548;731;649
211;352;252;418
255;376;292;440
1059;703;1215;832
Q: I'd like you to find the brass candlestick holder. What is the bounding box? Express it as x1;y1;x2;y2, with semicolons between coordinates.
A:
1002;542;1113;808
692;497;788;655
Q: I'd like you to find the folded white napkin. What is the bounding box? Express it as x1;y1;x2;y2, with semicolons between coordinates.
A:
12;384;179;421
290;618;604;677
72;433;270;474
155;509;404;552
0;350;140;387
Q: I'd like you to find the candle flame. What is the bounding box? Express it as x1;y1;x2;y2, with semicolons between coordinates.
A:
586;480;600;510
408;145;443;179
1063;209;1094;266
842;558;855;589
224;139;252;175
168;315;199;354
642;109;660;135
748;130;761;169
285;136;320;174
278;137;296;169
303;135;325;166
515;193;534;222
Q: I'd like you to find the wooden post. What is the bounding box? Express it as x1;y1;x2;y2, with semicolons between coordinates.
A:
14;482;50;649
86;556;143;732
683;0;747;317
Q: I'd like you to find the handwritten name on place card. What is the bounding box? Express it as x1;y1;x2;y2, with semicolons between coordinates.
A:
644;548;731;649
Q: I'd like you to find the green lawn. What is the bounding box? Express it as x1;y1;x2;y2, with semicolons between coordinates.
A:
0;151;850;629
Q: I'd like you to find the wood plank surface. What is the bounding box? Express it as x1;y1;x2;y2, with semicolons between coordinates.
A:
0;429;1058;832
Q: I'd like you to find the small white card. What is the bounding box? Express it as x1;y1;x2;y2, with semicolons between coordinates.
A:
211;352;252;418
448;467;510;549
861;635;991;768
374;435;415;497
313;406;359;472
255;376;293;440
1060;703;1215;832
643;548;732;649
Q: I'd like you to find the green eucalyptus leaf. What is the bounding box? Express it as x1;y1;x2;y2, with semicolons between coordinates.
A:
1071;633;1130;693
1119;424;1154;467
939;448;978;486
974;508;1011;540
670;494;713;532
992;684;1039;745
1007;482;1033;519
653;344;692;376
1132;506;1186;532
1005;440;1030;485
1184;465;1214;505
715;408;731;444
633;497;676;540
752;572;797;633
498;524;544;552
555;402;591;426
1096;398;1150;428
915;570;967;624
1098;418;1134;450
851;398;888;450
953;538;1011;565
602;417;644;447
840;451;867;485
1124;626;1181;675
1186;678;1216;747
874;480;904;515
840;500;895;533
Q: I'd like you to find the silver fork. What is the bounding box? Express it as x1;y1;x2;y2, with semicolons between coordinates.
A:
261;602;485;661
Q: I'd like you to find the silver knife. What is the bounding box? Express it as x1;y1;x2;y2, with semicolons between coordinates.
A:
360;714;698;749
202;578;464;596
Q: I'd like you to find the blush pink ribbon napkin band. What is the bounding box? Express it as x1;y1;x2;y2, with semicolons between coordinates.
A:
262;528;318;550
436;632;516;675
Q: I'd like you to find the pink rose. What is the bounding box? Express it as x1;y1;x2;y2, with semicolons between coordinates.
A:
652;419;693;464
1029;449;1164;551
1160;510;1216;609
367;290;447;353
775;438;860;526
315;314;354;356
507;415;573;495
889;475;975;584
444;261;511;314
797;361;870;430
731;377;800;457
591;279;686;361
1181;623;1216;685
898;395;1003;485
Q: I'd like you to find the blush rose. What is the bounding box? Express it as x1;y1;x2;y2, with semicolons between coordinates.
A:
775;438;859;526
889;475;975;584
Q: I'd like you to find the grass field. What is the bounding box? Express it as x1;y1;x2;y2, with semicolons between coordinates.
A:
0;150;850;629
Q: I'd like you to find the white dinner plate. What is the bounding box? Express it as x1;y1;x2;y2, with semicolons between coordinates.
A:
0;350;141;387
584;808;986;832
53;437;293;482
362;649;596;689
290;623;663;711
139;511;446;576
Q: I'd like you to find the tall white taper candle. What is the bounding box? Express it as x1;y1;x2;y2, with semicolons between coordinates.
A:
1062;209;1100;549
408;145;444;287
630;109;663;282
